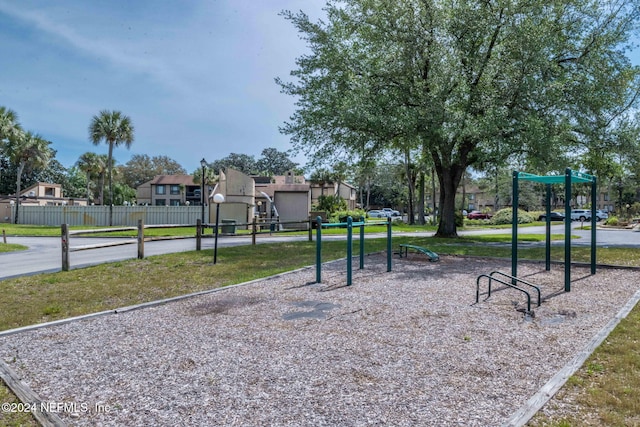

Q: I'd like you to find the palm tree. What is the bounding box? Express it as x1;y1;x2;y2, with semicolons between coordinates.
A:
94;154;110;206
5;131;52;223
89;110;134;225
76;152;100;204
310;168;332;196
0;107;22;144
0;107;23;185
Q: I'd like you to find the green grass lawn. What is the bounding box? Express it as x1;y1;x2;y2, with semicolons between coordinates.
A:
0;243;27;253
0;235;639;426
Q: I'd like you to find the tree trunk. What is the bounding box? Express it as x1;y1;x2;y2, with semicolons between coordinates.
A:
14;162;25;224
403;149;415;225
461;174;466;211
417;171;425;225
107;141;114;226
366;179;371;209
86;172;92;203
431;167;437;225
99;173;105;205
434;164;464;238
13;161;26;224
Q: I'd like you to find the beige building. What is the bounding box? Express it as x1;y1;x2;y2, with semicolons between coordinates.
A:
135;169;358;229
136;175;202;206
0;182;87;223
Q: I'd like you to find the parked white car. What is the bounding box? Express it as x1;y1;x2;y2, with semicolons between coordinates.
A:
382;208;400;217
367;210;389;218
595;210;609;221
570;209;591;221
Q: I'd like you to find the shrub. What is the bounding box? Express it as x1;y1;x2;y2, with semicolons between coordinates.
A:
314;195;347;214
490;208;535;225
605;216;619;226
330;209;366;223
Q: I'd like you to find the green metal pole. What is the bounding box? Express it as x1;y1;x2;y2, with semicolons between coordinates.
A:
347;216;353;286
316;216;322;283
359;216;364;270
512;171;519;280
387;216;392;272
565;168;571;292
591;176;597;275
545;184;551;271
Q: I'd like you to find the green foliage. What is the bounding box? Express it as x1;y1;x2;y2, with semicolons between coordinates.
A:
315;194;347;214
255;148;299;176
455;211;464;227
89;110;134;222
330;209;366;223
278;1;640;238
605;216;619;226
120;154;186;189
490;208;535;225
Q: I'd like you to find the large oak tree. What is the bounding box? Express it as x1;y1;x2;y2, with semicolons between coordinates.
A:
278;0;640;236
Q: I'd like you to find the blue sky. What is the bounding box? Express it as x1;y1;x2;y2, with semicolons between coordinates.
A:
0;0;325;173
1;1;640;175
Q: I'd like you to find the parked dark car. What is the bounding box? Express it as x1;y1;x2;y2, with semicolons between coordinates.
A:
466;210;492;220
538;212;565;221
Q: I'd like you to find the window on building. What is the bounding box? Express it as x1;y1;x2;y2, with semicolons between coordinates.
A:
44;187;55;196
468;194;475;200
170;199;181;206
155;199;166;206
155;185;166;195
170;185;181;195
603;193;609;201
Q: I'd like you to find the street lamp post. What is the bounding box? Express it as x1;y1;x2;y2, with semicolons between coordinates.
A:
213;193;225;264
200;158;207;223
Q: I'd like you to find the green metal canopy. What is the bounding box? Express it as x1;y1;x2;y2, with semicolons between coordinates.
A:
517;170;595;184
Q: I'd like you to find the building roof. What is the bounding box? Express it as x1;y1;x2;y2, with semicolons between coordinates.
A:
149;175;197;186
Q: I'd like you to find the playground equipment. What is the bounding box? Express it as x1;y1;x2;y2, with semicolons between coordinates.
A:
476;271;541;313
477;168;597;311
315;216;392;286
512;168;597;292
397;244;439;261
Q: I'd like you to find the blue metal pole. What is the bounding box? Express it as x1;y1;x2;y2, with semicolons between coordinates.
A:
316;216;322;283
347;216;353;286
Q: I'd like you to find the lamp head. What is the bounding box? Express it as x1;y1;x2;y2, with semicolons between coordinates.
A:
200;158;207;168
213;193;225;204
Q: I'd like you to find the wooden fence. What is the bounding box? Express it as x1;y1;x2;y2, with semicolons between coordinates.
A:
60;218;314;271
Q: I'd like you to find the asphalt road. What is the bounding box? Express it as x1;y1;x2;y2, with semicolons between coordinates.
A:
1;224;638;280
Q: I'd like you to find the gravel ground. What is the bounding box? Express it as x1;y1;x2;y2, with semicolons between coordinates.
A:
1;255;639;426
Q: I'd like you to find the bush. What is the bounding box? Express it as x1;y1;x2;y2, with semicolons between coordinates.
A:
314;195;347;214
490;208;536;225
605;216;619;226
330;209;366;223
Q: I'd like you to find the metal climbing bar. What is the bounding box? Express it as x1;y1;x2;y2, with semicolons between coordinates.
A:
315;216;392;285
476;274;532;313
489;271;541;307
